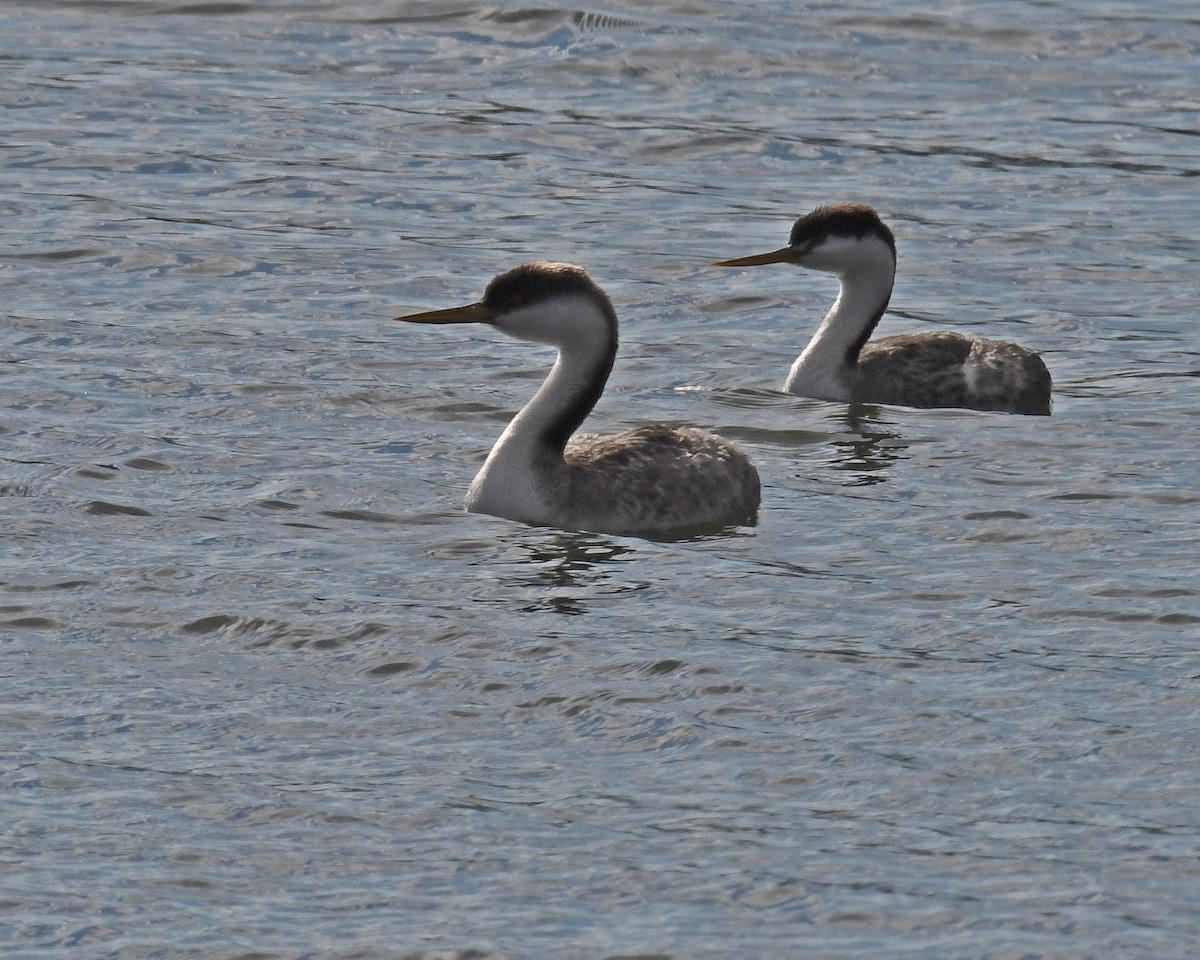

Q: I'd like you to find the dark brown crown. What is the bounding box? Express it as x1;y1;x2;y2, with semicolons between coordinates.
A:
788;203;896;257
482;261;616;321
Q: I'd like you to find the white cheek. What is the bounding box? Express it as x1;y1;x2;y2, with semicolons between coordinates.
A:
492;294;614;352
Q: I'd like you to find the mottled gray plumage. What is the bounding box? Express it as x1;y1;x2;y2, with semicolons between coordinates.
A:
859;332;1052;416
716;203;1052;416
555;425;760;535
399;262;761;537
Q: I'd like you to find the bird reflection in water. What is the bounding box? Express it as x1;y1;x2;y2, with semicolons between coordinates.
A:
513;533;638;617
827;408;908;486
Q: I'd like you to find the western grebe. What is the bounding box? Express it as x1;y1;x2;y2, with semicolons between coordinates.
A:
715;203;1052;416
398;261;761;536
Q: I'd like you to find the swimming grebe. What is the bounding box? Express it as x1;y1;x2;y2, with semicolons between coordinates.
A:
715;203;1052;415
398;262;761;535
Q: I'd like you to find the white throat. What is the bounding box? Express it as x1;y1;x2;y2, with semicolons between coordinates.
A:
464;294;615;522
783;236;896;400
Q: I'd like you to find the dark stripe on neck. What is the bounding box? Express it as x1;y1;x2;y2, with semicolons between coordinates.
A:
539;296;619;455
845;275;894;367
539;347;616;454
481;262;623;456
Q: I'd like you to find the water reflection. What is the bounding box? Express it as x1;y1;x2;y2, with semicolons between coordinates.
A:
510;532;640;616
827;407;909;486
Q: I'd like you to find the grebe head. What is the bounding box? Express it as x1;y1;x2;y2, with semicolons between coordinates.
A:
715;203;896;278
397;261;618;354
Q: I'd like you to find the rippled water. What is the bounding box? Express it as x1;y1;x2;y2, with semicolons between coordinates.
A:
3;2;1199;957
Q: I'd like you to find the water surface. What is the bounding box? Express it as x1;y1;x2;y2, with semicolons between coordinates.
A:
3;2;1199;957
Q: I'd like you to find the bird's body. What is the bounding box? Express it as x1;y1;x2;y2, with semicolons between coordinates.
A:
470;423;758;535
716;203;1052;416
855;331;1052;415
400;262;760;536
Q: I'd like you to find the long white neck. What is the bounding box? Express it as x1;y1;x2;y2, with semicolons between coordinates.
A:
489;344;598;464
783;244;895;400
465;297;615;521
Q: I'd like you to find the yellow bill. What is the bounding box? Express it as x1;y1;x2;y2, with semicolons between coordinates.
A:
395;302;496;324
712;247;796;268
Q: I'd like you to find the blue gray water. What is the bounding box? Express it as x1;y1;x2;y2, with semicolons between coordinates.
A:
3;2;1198;957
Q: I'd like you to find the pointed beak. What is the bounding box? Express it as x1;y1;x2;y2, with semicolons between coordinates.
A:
712;247;796;268
394;302;496;324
